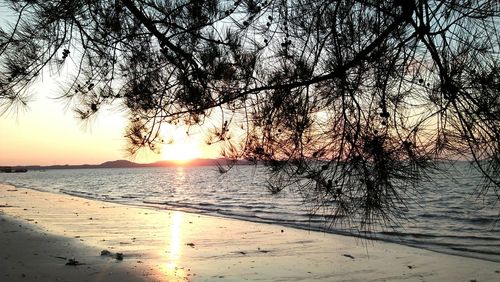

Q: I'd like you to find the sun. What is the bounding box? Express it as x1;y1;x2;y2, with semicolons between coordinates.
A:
161;127;202;164
162;142;201;164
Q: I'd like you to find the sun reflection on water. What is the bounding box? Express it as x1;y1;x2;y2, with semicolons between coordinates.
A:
128;200;190;280
176;166;185;179
162;211;187;278
166;211;183;266
171;166;186;191
159;167;189;279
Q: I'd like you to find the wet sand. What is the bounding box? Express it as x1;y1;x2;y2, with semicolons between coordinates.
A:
1;183;499;281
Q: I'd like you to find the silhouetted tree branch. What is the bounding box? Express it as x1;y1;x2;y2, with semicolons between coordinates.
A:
0;0;499;231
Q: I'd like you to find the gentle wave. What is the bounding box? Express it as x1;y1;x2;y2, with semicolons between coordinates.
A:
380;231;499;241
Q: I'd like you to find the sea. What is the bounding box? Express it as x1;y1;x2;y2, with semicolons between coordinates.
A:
1;162;499;262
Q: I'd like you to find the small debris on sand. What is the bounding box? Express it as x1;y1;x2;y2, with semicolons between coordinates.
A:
65;258;81;266
100;249;123;260
408;265;413;269
342;254;355;259
186;242;195;247
115;253;124;260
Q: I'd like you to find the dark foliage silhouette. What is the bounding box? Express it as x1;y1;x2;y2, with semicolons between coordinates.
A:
1;0;499;231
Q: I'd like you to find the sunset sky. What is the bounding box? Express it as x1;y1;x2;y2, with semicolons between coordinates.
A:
0;81;220;166
0;5;226;166
0;3;229;167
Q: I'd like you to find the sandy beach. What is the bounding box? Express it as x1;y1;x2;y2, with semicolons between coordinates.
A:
0;183;499;281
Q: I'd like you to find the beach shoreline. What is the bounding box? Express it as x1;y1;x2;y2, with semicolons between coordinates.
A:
1;183;499;281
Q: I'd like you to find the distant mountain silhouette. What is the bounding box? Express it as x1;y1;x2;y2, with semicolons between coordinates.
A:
99;159;232;168
100;160;138;168
1;158;253;171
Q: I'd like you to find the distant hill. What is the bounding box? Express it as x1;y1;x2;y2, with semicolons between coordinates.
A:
100;160;139;168
2;158;254;171
99;159;223;168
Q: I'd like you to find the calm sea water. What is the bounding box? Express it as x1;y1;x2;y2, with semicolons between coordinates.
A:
1;163;498;262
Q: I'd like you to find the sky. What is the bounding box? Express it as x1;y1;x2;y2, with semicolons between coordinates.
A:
0;84;221;166
0;4;224;166
0;58;220;166
0;90;128;166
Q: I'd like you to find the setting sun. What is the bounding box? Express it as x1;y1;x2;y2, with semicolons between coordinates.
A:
161;142;201;163
161;126;202;163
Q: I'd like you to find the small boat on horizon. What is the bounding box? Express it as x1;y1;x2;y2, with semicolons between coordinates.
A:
0;167;28;173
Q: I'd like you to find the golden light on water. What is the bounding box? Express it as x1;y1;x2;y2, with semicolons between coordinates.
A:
163;211;186;277
168;212;183;266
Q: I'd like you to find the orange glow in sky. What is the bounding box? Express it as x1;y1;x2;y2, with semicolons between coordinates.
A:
160;125;203;163
0;84;221;166
0;8;226;167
